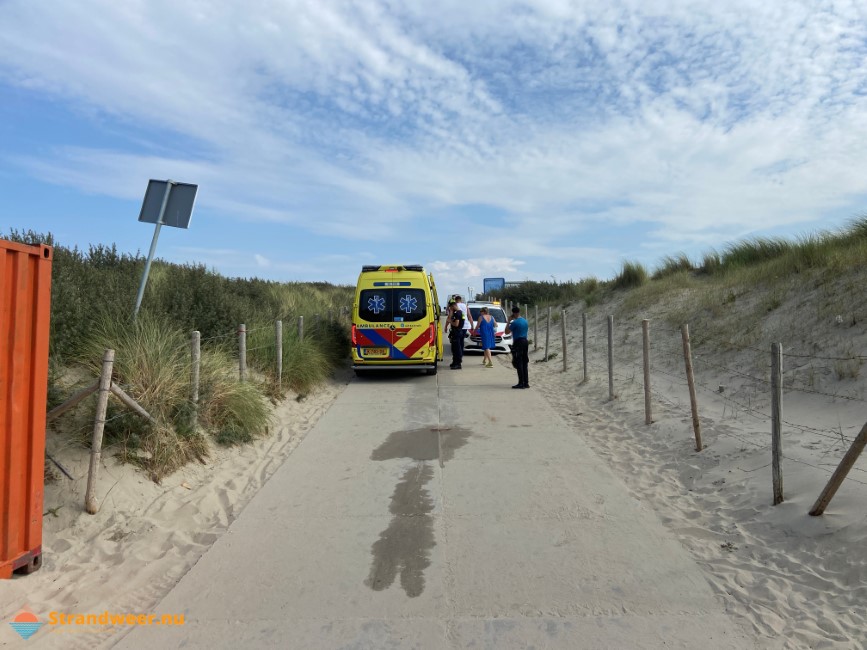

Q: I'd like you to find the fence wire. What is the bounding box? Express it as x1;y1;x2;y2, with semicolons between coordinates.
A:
564;315;867;492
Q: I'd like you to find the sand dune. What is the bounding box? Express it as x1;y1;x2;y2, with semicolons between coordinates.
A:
526;282;866;648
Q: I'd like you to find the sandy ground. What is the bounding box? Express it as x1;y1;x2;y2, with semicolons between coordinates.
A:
0;373;349;648
525;286;867;649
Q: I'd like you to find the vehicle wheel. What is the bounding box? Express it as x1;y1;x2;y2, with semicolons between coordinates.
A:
426;362;438;375
355;369;370;378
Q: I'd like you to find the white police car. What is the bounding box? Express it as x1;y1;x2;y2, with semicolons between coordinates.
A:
464;302;512;354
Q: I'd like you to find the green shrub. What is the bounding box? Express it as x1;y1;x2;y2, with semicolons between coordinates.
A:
77;313;208;480
612;261;648;290
722;237;791;269
653;254;693;279
282;337;334;394
495;276;602;310
699;251;723;275
1;229;354;478
197;347;271;446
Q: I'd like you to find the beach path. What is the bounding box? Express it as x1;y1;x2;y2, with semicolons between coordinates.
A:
117;350;775;649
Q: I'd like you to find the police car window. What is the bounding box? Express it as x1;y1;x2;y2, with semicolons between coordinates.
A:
470;307;506;323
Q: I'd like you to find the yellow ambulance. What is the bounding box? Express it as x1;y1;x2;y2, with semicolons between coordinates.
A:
351;264;444;376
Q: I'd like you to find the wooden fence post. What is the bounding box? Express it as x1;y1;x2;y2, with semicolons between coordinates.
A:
298;316;304;342
239;323;247;382
276;320;283;389
582;313;588;382
607;315;614;400
46;382;98;422
85;349;115;515
771;342;784;505
524;304;529;344
545;306;551;361
191;331;200;430
642;319;652;425
561;310;567;372
681;324;702;451
809;421;867;515
534;305;539;351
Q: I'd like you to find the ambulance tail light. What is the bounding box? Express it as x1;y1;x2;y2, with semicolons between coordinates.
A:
351;324;358;346
428;323;436;343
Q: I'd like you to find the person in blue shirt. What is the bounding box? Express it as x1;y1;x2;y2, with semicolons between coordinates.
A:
505;305;529;389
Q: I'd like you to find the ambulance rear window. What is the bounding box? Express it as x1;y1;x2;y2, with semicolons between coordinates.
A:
359;289;427;322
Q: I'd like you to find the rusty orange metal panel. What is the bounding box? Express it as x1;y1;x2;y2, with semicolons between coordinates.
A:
0;239;53;579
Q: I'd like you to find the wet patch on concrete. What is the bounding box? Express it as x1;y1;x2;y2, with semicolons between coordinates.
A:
364;463;435;598
370;426;471;463
366;426;471;597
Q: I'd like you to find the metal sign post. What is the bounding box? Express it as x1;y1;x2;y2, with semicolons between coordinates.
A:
133;179;198;319
133;182;172;318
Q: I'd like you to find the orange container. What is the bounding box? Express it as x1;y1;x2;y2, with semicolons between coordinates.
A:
0;239;53;578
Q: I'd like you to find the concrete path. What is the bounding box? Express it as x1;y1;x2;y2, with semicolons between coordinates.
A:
118;349;769;649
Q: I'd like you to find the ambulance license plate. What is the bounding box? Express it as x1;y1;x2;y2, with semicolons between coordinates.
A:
365;347;389;357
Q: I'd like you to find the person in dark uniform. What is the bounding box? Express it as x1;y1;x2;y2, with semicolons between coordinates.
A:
448;302;465;369
505;305;529;388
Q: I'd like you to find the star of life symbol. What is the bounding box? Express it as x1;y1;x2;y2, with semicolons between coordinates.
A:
368;294;386;314
399;294;418;314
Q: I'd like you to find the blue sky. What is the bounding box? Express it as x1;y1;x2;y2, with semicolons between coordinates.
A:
2;1;866;300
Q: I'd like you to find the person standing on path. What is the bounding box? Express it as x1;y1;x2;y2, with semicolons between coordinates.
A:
478;306;496;368
505;305;529;388
444;298;456;330
448;302;465;369
447;295;473;366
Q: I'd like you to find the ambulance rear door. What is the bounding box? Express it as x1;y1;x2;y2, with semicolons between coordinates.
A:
356;285;395;359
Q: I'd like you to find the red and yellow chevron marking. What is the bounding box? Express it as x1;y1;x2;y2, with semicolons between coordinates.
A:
355;325;433;359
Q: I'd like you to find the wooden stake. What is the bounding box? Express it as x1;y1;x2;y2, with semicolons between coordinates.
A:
809;420;867;516
191;330;200;430
47;381;98;422
276;320;283;389
771;343;784;505
642;319;652;425
561;310;567;372
239;323;247;382
110;383;156;423
607;315;614;400
85;349;115;515
582;313;588;382
534;305;539;351
681;324;702;451
298;315;304;342
545;306;551;361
